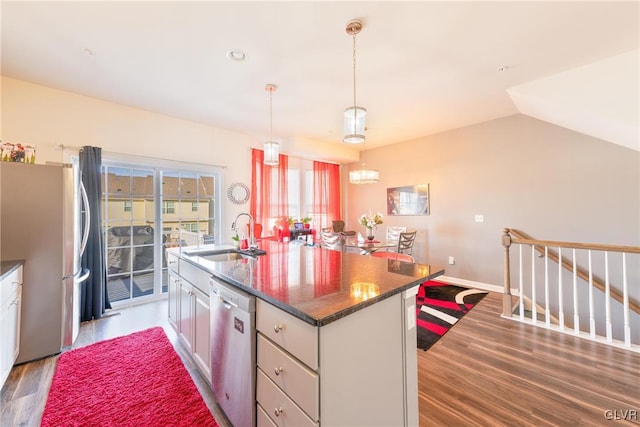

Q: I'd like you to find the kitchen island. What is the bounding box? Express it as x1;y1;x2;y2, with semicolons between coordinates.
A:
168;240;444;427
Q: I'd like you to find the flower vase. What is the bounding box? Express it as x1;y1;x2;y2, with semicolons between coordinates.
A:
366;227;375;241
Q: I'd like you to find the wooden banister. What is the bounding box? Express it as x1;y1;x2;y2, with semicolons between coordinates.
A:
504;228;640;315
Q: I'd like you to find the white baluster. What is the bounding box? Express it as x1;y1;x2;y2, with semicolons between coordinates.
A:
531;245;536;322
573;249;579;334
519;245;524;321
544;246;550;327
588;250;595;339
558;248;564;331
605;251;612;342
622;253;630;347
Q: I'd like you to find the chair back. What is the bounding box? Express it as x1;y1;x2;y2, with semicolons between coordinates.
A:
320;229;343;251
332;220;346;233
386;226;406;246
371;251;414;263
397;231;417;255
332;220;356;236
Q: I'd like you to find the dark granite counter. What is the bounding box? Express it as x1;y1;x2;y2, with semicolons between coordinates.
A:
174;240;444;326
1;260;24;281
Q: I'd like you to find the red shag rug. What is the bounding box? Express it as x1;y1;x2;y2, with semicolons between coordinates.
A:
41;327;218;427
416;280;488;351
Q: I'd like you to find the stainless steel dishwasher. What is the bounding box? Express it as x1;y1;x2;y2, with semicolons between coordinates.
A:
209;277;256;427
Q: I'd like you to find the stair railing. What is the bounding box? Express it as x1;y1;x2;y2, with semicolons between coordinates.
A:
502;228;640;352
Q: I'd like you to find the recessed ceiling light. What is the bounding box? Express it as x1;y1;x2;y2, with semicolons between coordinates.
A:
497;65;510;72
227;49;246;62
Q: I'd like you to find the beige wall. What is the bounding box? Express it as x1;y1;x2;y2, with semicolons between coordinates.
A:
4;76;638;294
344;114;640;291
1;76;256;241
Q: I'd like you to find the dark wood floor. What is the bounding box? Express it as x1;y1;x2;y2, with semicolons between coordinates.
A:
1;293;638;426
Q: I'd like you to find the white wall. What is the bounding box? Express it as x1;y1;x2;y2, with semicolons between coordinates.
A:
1;76;256;242
344;114;640;295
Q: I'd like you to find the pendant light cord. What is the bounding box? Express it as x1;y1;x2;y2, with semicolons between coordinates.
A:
353;32;357;111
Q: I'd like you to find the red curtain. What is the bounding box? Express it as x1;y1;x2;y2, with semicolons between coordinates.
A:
312;161;341;231
250;149;289;238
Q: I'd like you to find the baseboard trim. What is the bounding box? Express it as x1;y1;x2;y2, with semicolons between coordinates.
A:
436;275;503;294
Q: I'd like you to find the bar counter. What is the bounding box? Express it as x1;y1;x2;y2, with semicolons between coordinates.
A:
176;239;444;326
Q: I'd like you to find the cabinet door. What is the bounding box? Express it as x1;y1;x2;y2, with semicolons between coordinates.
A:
178;281;194;353
0;286;21;390
168;271;179;329
8;286;21;363
192;286;211;384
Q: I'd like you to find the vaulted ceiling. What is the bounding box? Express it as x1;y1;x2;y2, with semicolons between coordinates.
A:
2;1;638;160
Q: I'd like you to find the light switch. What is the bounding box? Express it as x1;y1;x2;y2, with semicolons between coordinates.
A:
475;214;484;223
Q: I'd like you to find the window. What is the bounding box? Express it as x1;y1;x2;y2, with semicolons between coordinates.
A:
162;201;175;214
102;162;220;307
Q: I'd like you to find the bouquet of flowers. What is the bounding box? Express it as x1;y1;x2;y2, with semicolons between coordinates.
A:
359;212;384;238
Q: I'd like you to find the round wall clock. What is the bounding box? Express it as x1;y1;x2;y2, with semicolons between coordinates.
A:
227;182;250;205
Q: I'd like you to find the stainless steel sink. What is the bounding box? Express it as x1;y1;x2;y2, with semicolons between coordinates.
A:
197;252;249;262
185;247;265;262
185;248;238;257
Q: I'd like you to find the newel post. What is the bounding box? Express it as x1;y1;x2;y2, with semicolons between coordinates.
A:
502;228;513;317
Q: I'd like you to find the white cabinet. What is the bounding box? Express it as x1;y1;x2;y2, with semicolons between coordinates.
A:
256;286;419;427
167;253;179;330
0;264;23;390
166;253;211;384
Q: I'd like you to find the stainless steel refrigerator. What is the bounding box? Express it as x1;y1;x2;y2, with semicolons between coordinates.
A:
1;161;90;363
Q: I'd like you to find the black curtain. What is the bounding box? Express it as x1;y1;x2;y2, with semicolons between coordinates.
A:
80;146;111;321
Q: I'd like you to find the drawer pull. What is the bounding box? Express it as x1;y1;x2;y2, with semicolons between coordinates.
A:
274;366;283;376
274;407;283;417
273;324;283;333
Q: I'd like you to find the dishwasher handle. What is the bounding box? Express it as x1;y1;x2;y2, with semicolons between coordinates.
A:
211;282;240;309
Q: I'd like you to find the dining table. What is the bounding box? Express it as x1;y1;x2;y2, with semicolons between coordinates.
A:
344;237;396;254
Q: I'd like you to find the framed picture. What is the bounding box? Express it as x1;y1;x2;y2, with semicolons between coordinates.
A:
386;184;430;216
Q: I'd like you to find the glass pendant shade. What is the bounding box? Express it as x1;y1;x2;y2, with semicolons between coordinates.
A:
343;106;367;144
263;140;279;166
349;168;379;184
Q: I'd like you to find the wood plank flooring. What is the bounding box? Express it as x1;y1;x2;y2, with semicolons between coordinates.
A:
1;293;638;426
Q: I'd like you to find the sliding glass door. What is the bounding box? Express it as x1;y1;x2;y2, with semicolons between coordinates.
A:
102;163;219;307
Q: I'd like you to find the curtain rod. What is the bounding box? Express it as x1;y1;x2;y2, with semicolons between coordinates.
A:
249;147;342;166
55;143;227;169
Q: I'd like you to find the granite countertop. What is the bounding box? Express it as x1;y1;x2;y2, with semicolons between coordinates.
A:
172;240;444;326
1;260;24;281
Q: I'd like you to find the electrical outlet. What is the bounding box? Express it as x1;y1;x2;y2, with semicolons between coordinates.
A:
475;214;484;223
448;256;455;265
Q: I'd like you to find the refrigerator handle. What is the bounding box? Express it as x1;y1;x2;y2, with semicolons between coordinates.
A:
79;180;91;257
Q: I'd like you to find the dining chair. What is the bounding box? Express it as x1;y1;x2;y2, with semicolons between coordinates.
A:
371;251;414;263
320;229;343;251
332;220;356;237
397;230;417;255
386;226;406;250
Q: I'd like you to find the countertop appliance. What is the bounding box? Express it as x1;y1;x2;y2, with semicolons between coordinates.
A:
209;276;255;427
1;161;90;363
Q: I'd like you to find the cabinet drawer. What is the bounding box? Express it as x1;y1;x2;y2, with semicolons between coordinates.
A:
256;368;317;427
256;299;318;370
257;403;278;427
167;252;179;273
257;334;319;421
179;259;211;293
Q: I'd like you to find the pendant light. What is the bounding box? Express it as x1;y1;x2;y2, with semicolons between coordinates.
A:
343;19;366;144
344;20;378;184
263;84;279;166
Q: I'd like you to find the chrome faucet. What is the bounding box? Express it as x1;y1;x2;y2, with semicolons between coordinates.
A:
231;212;257;249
